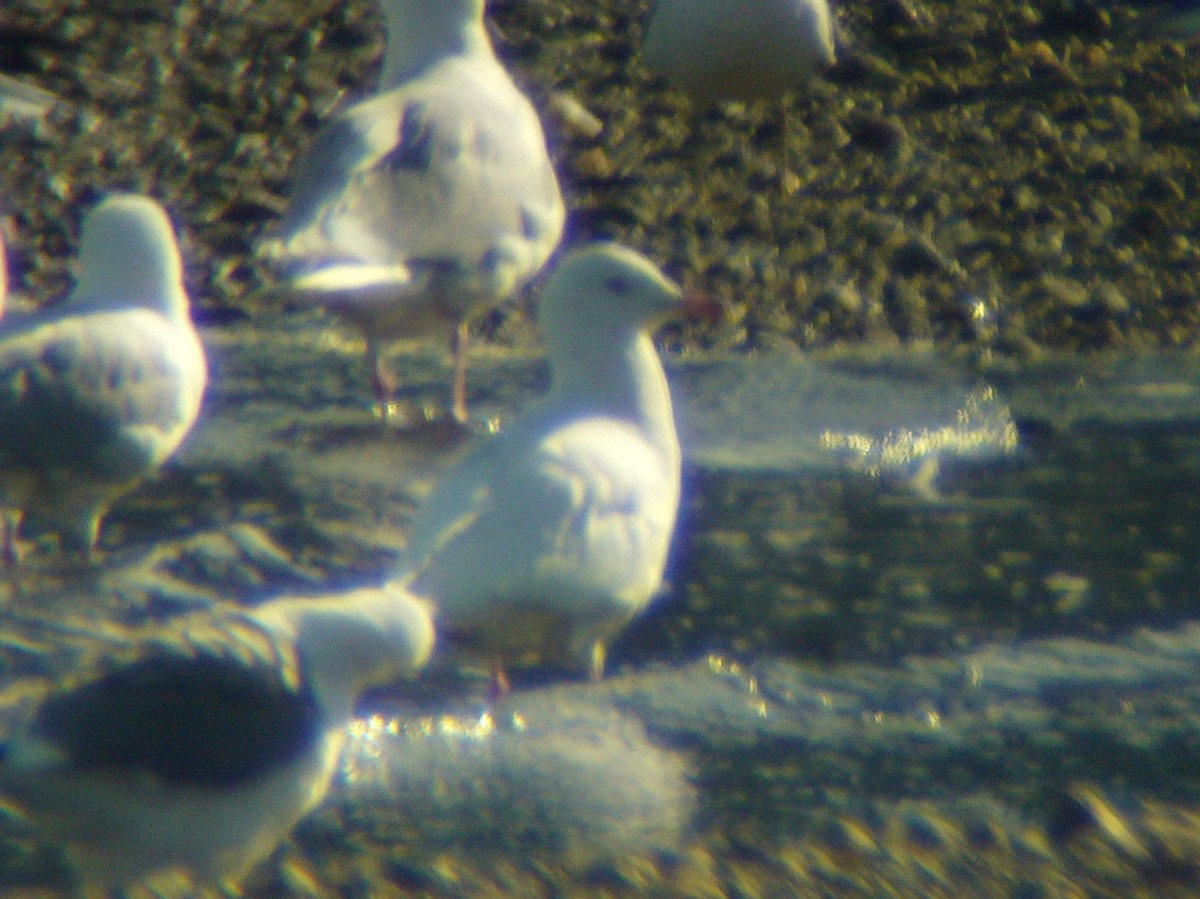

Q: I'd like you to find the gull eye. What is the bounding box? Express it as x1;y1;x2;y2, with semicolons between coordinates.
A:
604;276;632;293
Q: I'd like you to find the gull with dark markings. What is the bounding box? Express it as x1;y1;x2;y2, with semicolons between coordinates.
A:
391;244;718;686
264;0;565;423
0;585;434;895
0;194;207;565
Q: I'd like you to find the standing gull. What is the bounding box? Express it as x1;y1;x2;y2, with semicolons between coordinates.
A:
642;0;837;103
392;244;715;683
266;0;565;422
0;194;207;565
0;586;434;894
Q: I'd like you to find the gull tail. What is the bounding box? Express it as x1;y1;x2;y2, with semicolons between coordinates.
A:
250;262;424;311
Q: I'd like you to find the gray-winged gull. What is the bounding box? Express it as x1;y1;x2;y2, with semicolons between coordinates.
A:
0;194;207;565
0;585;434;894
265;0;565;423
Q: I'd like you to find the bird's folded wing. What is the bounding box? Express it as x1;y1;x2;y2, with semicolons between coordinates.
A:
0;310;201;479
1;614;314;790
272;56;563;288
407;418;675;616
527;419;678;598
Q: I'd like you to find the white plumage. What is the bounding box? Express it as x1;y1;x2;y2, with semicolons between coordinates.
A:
643;0;837;103
0;585;434;894
266;0;565;422
394;244;711;677
0;194;207;564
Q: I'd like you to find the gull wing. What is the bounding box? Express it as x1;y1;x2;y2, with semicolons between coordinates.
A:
406;416;680;627
0;308;205;483
275;55;564;291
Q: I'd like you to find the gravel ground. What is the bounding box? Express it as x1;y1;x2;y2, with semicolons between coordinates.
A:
0;0;1198;358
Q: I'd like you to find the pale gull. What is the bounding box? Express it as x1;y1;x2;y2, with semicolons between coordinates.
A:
265;0;565;422
392;244;716;682
0;194;207;565
0;585;434;895
642;0;837;103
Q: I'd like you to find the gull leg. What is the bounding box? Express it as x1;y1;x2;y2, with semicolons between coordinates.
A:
589;640;607;683
1;511;17;570
57;507;101;566
488;656;511;701
368;339;399;420
450;320;470;424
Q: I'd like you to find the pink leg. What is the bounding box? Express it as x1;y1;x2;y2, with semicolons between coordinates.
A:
2;527;13;570
2;512;18;569
368;340;398;417
450;320;470;424
488;656;511;701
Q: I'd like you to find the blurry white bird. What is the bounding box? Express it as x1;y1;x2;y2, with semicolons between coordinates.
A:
0;585;434;895
642;0;836;103
0;194;207;565
392;244;716;682
265;0;565;423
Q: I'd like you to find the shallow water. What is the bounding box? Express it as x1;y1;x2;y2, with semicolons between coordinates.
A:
4;335;1200;895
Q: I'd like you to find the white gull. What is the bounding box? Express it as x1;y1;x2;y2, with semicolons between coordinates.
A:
0;194;207;565
392;243;714;681
0;585;434;894
642;0;837;103
265;0;565;422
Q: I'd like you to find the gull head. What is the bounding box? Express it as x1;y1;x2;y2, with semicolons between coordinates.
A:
74;193;188;318
536;243;691;350
377;0;491;87
248;585;435;721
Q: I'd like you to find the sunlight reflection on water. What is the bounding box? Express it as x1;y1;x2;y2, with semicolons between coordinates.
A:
338;693;695;869
672;351;1020;476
